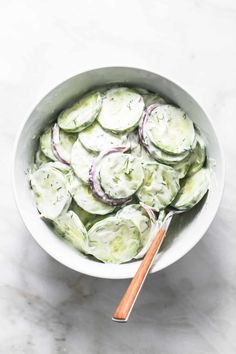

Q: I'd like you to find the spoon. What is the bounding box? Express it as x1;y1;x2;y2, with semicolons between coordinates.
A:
112;208;183;322
112;168;210;322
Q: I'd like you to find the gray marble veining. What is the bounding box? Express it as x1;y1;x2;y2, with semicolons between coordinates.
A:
0;0;236;353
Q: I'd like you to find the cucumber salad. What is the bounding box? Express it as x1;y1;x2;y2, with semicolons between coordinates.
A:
30;86;210;264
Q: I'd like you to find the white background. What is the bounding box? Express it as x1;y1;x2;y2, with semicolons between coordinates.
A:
0;0;236;353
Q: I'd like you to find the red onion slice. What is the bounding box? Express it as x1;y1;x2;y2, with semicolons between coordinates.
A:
139;202;156;223
51;124;70;165
139;103;162;144
89;146;132;206
146;103;161;114
138;111;148;144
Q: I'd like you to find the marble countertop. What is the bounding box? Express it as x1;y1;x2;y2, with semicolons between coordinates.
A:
0;0;235;353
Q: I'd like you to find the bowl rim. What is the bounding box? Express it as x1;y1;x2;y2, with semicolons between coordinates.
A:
12;66;225;279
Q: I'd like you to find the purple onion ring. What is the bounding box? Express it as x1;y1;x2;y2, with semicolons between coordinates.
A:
89;146;132;206
51;124;69;165
139;202;156;223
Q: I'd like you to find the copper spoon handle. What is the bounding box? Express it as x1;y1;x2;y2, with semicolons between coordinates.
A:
112;223;169;323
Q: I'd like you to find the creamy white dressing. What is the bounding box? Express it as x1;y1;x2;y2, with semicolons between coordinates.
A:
79;122;129;153
70;176;115;215
99;153;144;199
137;163;180;211
31;86;210;264
172;168;210;210
88;217;141;263
147;105;195;155
39;128;56;161
98;87;144;133
30;164;71;220
58;91;102;132
71;138;97;184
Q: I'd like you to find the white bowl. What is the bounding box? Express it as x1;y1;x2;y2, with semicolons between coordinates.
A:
13;67;225;279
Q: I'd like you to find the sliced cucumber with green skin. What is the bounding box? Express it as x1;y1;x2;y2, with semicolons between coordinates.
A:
58;91;102;133
187;133;206;176
173;133;206;178
46;161;73;186
46;161;72;175
143;93;166;107
134;88;166;107
40;128;56;161
85;215;108;230
35;147;51;169
88;216;142;263
51;123;77;164
173;155;193;178
139;111;190;165
134;87;149;95
117;204;152;247
137;163;180;211
53;211;88;253
70;199;94;226
70;176;115;215
128;131;155;163
89;146;133;206
98;87;144;133
99;153;144;199
147;105;196;155
30;163;71;220
171;168;210;210
144;132;190;165
79;122;129;153
70;200;107;230
71;138;97;184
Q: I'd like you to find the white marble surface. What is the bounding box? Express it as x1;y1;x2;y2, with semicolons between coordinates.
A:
0;0;236;353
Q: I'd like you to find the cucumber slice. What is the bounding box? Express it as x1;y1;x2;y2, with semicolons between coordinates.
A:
53;211;88;253
70;176;115;215
58;91;102;132
173;155;193;178
70;199;93;226
134;87;149;95
117;204;152;247
137;163;180;211
39;128;56;161
173;133;206;178
89;147;132;206
187;133;206;176
85;215;108;230
147;105;195;155
143;130;190;165
51;123;77;164
128;131;155;163
140;112;190;165
70;200;107;230
79;122;129;153
71;138;97;184
30;163;71;220
171;168;210;210
98;87;144;133
143;93;166;107
88;216;142;263
99;153;144;199
46;161;72;175
132;88;166;106
35;147;51;169
46;162;73;186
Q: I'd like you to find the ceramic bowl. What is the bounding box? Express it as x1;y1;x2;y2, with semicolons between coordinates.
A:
13;67;225;279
